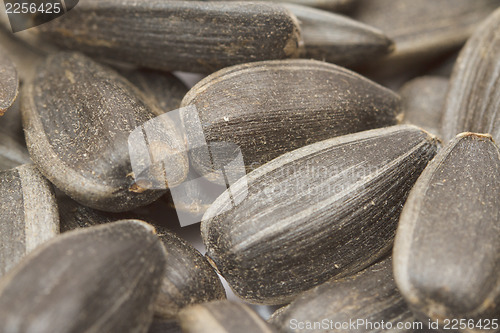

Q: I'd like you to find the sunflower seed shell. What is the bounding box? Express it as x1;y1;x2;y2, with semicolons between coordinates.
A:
181;59;400;184
22;52;188;212
37;1;302;73
202;125;438;304
0;220;167;333
394;133;500;331
0;164;59;278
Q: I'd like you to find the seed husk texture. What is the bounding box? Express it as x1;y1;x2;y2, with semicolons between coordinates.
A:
37;1;302;73
202;125;438;305
181;59;400;184
154;230;226;319
178;301;278;333
0;164;59;278
284;4;394;66
0;220;167;333
394;133;500;331
441;8;500;144
57;194;121;232
0;48;18;115
22;52;188;212
269;258;415;333
399;76;449;137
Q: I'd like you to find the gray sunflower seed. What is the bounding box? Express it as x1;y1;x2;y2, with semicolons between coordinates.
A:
181;59;400;184
201;125;438;305
0;219;166;333
394;133;500;329
353;0;500;76
154;230;226;319
21;52;188;212
399;76;449;137
37;1;302;73
0;132;31;171
178;301;278;333
441;8;500;144
284;4;394;66
120;69;189;114
0;48;18;115
269;258;416;333
57;197;226;319
0;164;59;278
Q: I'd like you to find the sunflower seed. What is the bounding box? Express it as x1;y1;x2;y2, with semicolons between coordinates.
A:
353;0;500;76
181;59;400;184
399;76;449;137
178;301;278;333
0;48;18;116
0;219;166;333
56;196;226;319
154;230;226;319
202;125;438;304
284;4;394;66
269;258;416;333
0;164;59;278
441;8;500;144
22;52;188;212
0;132;31;171
394;133;500;329
37;1;302;73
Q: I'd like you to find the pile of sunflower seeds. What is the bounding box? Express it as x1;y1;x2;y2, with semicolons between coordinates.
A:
0;1;499;332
